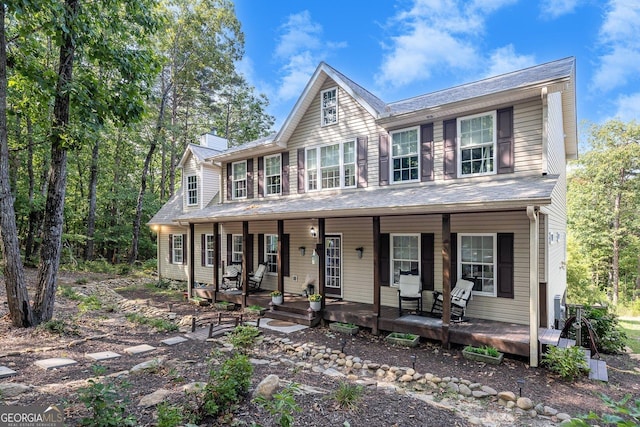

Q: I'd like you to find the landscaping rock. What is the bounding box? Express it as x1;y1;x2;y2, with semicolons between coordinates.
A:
253;374;280;399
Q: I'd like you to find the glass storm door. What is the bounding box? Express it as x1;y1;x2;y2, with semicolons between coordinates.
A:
325;235;342;298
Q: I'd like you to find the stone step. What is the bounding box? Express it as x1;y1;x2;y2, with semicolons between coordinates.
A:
124;344;156;355
34;358;78;370
0;366;17;378
86;351;122;361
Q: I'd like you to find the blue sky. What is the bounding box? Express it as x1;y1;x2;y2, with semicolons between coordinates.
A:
235;0;640;135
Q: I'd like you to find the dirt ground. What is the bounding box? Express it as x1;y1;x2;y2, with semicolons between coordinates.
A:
1;269;639;426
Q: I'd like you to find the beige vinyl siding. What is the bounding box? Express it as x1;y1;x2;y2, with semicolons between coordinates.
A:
513;98;544;174
541;91;568;327
283;220;322;295
201;164;220;207
158;225;188;282
194;224;215;285
248;221;279;291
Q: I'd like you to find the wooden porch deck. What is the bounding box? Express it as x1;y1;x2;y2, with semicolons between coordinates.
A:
214;291;549;358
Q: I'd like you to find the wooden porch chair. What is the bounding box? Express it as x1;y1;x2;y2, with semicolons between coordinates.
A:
431;279;474;321
221;265;241;290
397;274;422;316
247;264;266;292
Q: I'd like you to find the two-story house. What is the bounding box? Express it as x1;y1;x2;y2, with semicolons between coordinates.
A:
149;57;577;366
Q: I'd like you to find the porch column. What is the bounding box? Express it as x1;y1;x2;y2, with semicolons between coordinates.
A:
188;223;195;298
527;206;540;367
317;218;326;310
213;222;220;292
241;221;249;307
441;214;452;348
372;216;381;334
277;220;284;294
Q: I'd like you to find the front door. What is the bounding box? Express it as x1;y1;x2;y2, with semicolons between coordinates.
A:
325;235;342;298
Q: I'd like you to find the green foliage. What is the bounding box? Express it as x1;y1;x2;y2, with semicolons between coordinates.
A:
78;295;103;312
619;318;640;354
78;378;137;426
464;345;501;357
39;319;79;336
226;325;261;353
157;402;185;427
332;382;364;410
565;306;628;354
125;312;179;332
58;285;83;300
568;393;640;426
253;382;301;427
542;346;590;381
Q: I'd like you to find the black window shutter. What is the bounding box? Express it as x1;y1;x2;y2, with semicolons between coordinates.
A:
379;133;389;186
497;107;514;174
227;234;232;264
182;234;187;265
169;234;173;264
421;123;434;182
258;234;265;264
451;233;458;286
282;152;290;195
282;234;290;277
497;233;514;298
246;234;254;271
297;148;305;193
379;233;390;286
257;156;264;197
421;233;435;291
443;119;457;180
357;136;368;188
226;163;232;200
246;159;254;199
201;234;206;267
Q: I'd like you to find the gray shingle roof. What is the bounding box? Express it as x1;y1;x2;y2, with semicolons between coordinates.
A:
177;174;558;223
148;188;183;225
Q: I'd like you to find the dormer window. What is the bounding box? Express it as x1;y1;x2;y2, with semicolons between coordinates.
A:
321;87;337;126
232;161;247;199
458;111;496;176
186;175;198;206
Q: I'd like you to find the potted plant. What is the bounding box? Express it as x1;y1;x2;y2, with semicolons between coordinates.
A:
270;290;283;305
385;332;420;347
308;293;322;311
189;296;210;306
329;322;359;335
214;300;236;311
462;345;504;365
245;304;266;316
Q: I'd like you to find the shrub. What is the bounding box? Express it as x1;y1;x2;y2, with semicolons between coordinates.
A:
542;346;590;381
253;382;301;427
196;354;253;420
227;326;261;353
78;378;137;426
157;402;185;427
332;382;364;410
39;319;79;336
568;393;640;426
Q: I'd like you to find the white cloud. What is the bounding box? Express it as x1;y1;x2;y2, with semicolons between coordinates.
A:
375;0;517;89
591;0;640;92
485;45;536;77
539;0;579;19
610;92;640;122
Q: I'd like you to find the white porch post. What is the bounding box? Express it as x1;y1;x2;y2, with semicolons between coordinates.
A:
527;206;540;367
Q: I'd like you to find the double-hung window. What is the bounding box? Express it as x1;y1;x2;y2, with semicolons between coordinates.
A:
265;234;278;274
391;234;420;286
458;111;496;176
391;127;419;183
321;87;337;126
232;235;243;263
232;161;247;199
306;141;356;191
205;234;215;266
265;154;281;196
459;234;496;296
172;235;184;264
186;175;198;206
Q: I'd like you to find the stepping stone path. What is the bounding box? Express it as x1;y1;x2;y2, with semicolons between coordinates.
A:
86;351;122;361
0;366;17;378
124;344;156;355
34;357;78;370
161;336;188;346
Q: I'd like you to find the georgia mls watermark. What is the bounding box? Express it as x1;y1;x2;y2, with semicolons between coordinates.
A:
0;405;64;427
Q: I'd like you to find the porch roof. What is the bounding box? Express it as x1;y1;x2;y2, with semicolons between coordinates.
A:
176;174;558;223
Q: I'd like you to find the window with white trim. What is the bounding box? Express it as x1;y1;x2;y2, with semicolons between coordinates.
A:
205;234;215;266
321;87;337;126
306;141;356;191
232;161;247;199
172;235;183;264
391;234;420;286
391;127;419;183
459;234;496;296
232;235;243;263
265;154;281;196
186;175;198;206
458;111;496;176
265;234;278;273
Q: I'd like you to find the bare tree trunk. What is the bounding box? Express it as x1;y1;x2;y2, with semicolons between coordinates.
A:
169;84;177;197
84;137;100;260
33;0;77;324
0;5;33;327
611;181;622;305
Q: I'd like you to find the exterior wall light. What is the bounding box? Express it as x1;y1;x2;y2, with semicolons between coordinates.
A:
299;246;306;256
310;226;317;238
355;247;364;259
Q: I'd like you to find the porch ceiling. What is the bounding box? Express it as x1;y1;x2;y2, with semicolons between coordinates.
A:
176;174;558;224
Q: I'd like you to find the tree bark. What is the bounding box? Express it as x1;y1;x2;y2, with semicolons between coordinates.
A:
33;0;77;324
610;169;624;306
0;4;33;327
84;137;100;260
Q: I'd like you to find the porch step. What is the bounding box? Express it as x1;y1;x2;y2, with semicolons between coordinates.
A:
271;302;311;316
263;310;320;327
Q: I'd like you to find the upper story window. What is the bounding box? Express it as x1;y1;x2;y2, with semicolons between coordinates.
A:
171;234;184;264
232;235;243;263
232;161;247;199
265;234;278;274
265;154;281;196
391;127;419;183
391;234;420;286
459;233;496;297
306;141;356;191
458;111;496;176
321;87;337;126
186;175;198;206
